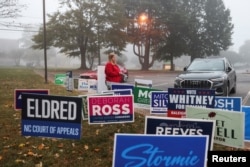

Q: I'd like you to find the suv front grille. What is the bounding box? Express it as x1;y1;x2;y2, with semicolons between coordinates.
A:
180;80;212;89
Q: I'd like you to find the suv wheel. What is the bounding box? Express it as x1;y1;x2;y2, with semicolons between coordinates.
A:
223;84;229;96
230;78;237;94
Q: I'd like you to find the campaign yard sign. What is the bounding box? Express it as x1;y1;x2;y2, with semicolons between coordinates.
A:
111;84;134;93
97;65;106;93
134;78;152;88
214;97;242;111
88;79;97;93
79;95;88;120
79;93;114;120
21;93;82;140
145;116;215;150
133;87;161;109
88;95;134;124
167;88;215;118
54;73;66;85
14;89;49;110
240;106;250;141
113;134;209;167
78;79;89;91
186;106;245;148
150;91;168;114
65;71;73;91
73;78;79;90
102;89;132;95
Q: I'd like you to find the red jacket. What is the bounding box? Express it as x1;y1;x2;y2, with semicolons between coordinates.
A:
105;62;122;83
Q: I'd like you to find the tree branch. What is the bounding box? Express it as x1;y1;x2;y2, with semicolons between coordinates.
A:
0;0;26;18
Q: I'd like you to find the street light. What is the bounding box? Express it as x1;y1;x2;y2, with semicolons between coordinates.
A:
137;12;151;70
139;13;148;24
138;13;149;29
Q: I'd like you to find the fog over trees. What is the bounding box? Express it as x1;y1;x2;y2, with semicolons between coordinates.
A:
1;0;250;71
30;0;234;70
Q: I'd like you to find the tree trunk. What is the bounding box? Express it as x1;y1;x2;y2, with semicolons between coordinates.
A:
79;37;89;70
80;46;88;70
141;36;150;70
170;55;174;71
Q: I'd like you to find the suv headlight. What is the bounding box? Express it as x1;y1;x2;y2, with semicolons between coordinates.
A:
174;77;184;85
210;77;225;83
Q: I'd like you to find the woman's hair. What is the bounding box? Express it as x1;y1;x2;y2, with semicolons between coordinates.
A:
108;53;116;61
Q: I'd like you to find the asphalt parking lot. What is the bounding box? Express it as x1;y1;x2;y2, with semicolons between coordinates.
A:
47;69;250;105
126;70;250;105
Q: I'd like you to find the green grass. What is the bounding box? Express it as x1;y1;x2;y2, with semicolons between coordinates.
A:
0;68;246;167
0;68;146;167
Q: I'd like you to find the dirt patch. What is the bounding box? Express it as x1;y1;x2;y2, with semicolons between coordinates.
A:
33;69;55;83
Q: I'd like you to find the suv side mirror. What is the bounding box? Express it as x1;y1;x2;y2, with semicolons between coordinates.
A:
226;66;232;72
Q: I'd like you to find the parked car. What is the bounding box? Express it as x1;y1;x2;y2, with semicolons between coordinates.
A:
79;70;98;80
174;57;237;96
79;64;128;83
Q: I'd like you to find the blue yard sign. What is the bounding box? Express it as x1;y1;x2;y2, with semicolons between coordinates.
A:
167;88;215;118
241;106;250;141
111;84;134;93
150;91;168;114
145;116;215;150
214;97;241;111
14;89;49;110
21;93;82;140
113;134;209;167
102;89;132;95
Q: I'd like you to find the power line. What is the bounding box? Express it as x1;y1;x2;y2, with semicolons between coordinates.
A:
20;15;42;19
0;28;38;32
0;21;39;29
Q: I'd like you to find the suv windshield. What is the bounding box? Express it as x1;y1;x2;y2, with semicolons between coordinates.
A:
187;59;225;71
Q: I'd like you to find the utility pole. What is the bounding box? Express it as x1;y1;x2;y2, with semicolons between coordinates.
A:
43;0;48;83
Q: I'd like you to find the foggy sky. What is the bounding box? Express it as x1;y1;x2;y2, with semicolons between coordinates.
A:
0;0;249;52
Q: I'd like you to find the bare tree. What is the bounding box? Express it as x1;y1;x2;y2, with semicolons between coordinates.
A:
0;0;25;18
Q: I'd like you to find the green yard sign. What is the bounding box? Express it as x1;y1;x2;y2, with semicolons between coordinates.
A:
54;74;66;85
133;87;161;109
